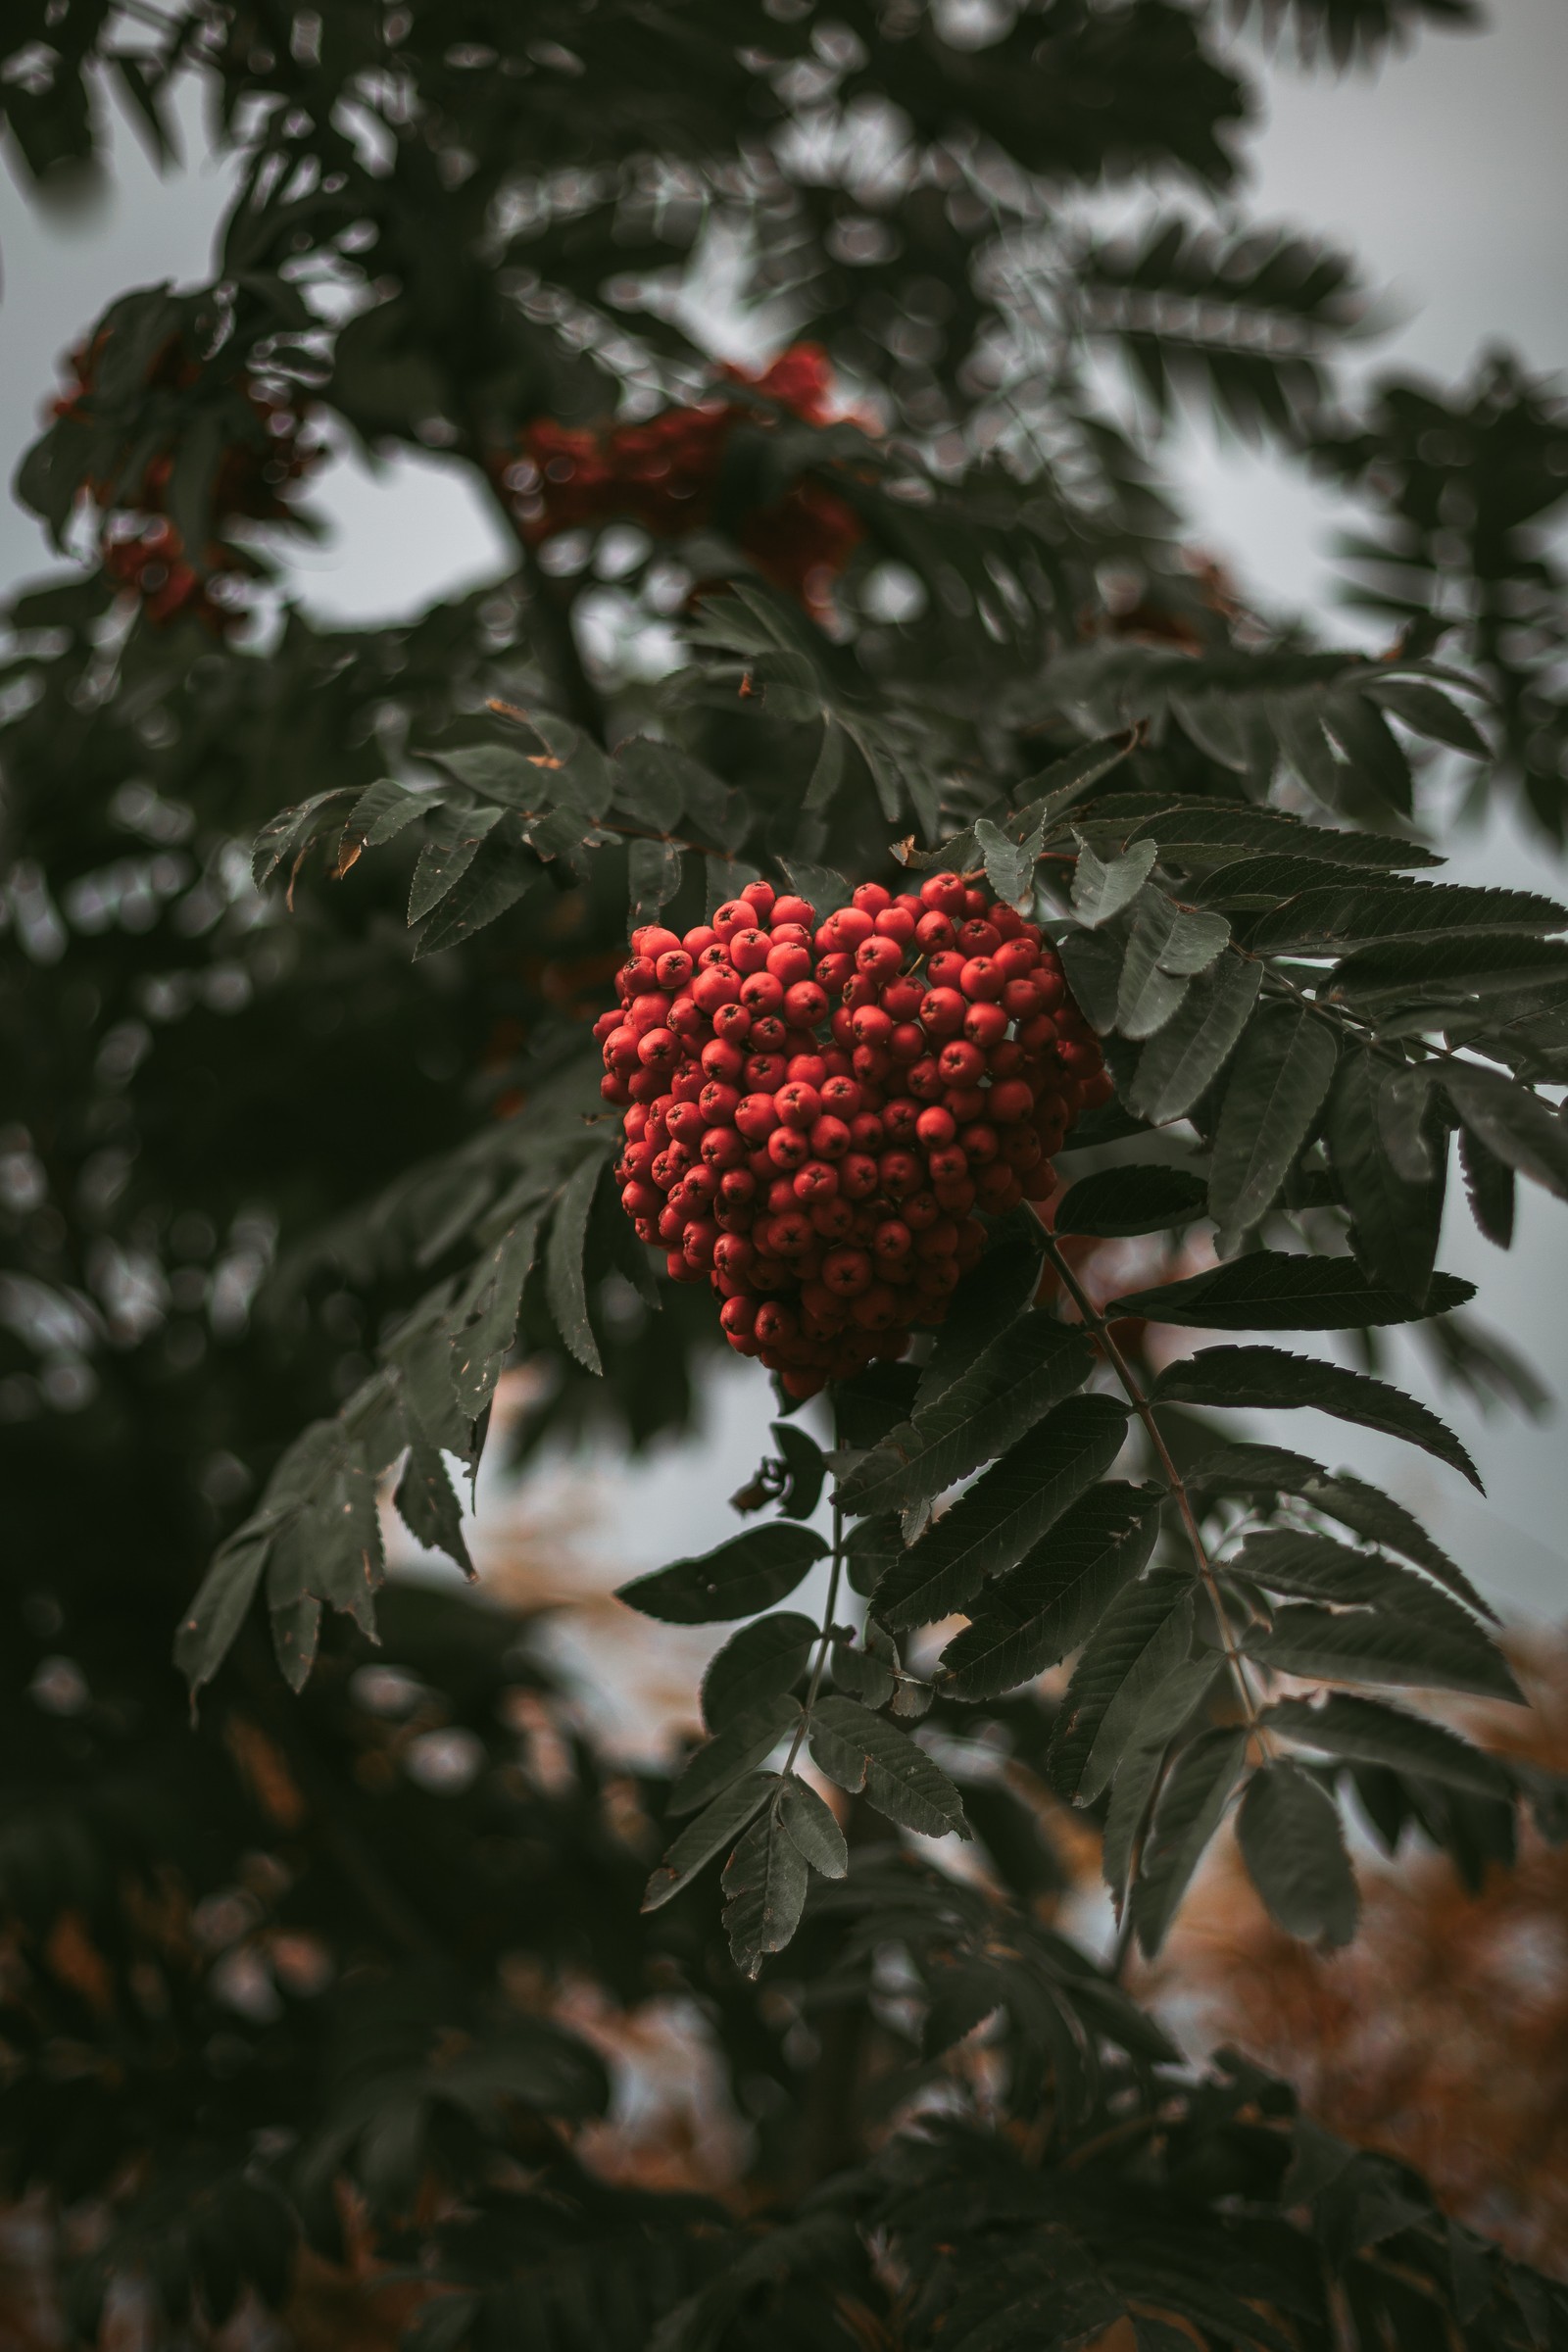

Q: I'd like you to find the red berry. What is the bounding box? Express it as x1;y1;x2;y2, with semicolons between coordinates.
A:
962;1000;1007;1048
853;881;892;914
740;969;785;1015
918;988;966;1037
919;872;966;915
771;894;815;929
989;1079;1035;1124
822;1249;872;1297
784;980;829;1027
915;1104;956;1147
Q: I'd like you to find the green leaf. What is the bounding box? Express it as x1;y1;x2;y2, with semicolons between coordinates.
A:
392;1443;473;1575
1152;1345;1481;1488
975;814;1044;907
1057;928;1124;1033
871;1395;1130;1631
1263;1692;1513;1799
174;1531;270;1703
1229;1531;1512;1688
1050;1567;1197;1801
940;1484;1162;1702
1250;883;1566;955
627;835;682;925
837;1312;1093;1518
1332;934;1568;1009
543;1154;608;1375
670;1695;802;1816
1185;1441;1492;1617
1237;1762;1359;1946
1072;834;1158;926
779;856;852;919
808;1694;970;1839
1127;956;1263;1124
618;1523;829;1624
1325;1049;1446;1302
702;1613;816;1731
449;1205;546;1421
641;1775;778;1912
721;1810;809;1976
778;1778;849;1878
1054;1164;1208;1237
1441;1064;1568;1201
1244;1599;1518;1702
770;1419;827;1520
416;835;543;956
1110;1251;1474;1330
1133;1727;1250;1956
408;803;505;923
1365;674;1489;758
1207;1004;1338;1250
1115;893;1193;1040
1458;1121;1516;1249
914;1211;1048;1407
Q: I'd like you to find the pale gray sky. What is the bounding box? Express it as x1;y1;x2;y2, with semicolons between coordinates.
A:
4;10;1565;1621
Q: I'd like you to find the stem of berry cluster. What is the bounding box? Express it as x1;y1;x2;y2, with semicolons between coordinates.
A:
1033;1219;1267;1742
783;1499;845;1780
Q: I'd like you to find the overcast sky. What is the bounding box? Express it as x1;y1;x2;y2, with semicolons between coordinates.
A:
4;6;1566;1625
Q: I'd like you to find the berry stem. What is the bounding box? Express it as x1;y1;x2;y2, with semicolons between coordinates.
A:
783;1496;845;1780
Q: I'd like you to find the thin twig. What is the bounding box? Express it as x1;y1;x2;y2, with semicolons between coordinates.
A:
1034;1220;1267;1741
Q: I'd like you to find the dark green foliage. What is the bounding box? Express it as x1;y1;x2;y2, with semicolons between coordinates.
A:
5;3;1568;2347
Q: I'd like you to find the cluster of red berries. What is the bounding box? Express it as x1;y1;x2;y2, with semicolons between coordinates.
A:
503;344;864;622
596;874;1112;1398
54;331;316;635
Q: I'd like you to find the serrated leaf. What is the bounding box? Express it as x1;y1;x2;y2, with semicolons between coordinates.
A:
1458;1120;1515;1249
1264;1692;1513;1798
1072;834;1158;926
449;1205;546;1421
408;803;505;923
871;1394;1130;1632
1208;1004;1338;1250
1237;1762;1359;1946
1049;1567;1197;1801
1326;1049;1446;1302
1185;1441;1492;1617
808;1694;969;1838
975;814;1045;907
618;1523;829;1624
940;1483;1162;1702
1365;674;1489;757
701;1613;815;1731
1152;1345;1480;1488
641;1775;778;1912
1133;1727;1250;1956
1332;934;1568;1009
174;1530;271;1703
1054;1164;1208;1237
721;1810;808;1975
770;1419;826;1519
1127;955;1263;1124
1110;1250;1474;1330
831;1635;896;1707
778;1778;849;1878
1116;892;1193;1039
1441;1064;1568;1201
914;1211;1048;1408
670;1694;801;1816
1057;927;1124;1033
1250;883;1566;955
1245;1598;1518;1702
838;1311;1093;1518
1229;1531;1511;1687
627;835;682;925
543;1154;607;1374
778;856;852;919
392;1443;472;1575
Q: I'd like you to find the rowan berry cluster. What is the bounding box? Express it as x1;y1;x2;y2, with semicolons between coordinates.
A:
597;873;1111;1398
56;332;316;634
504;344;864;620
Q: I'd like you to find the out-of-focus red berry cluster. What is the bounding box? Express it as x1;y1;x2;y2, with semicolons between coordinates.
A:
503;345;864;621
596;873;1112;1398
56;331;316;634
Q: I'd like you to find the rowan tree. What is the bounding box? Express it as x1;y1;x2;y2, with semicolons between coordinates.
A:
3;3;1568;2347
